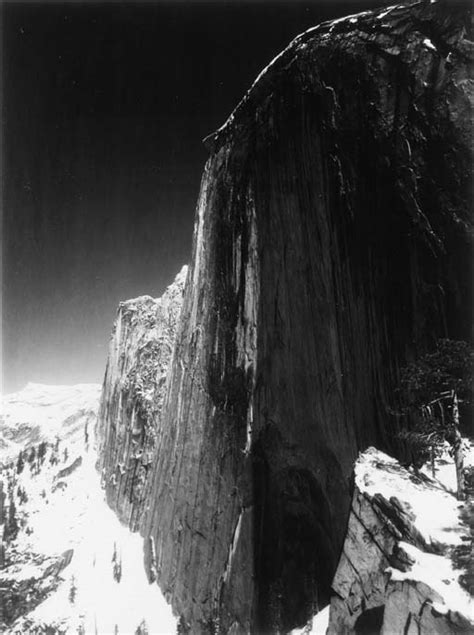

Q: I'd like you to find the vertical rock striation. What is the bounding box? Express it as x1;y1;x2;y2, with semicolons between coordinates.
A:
100;1;472;632
98;266;187;531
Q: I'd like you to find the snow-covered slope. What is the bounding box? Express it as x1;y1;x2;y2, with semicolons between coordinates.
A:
0;383;100;465
0;384;176;634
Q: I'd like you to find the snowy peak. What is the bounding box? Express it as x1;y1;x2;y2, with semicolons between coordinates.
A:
6;382;99;401
0;383;101;465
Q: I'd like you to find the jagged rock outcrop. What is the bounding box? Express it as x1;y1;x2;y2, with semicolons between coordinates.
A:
327;447;473;634
0;548;74;627
55;457;83;481
95;1;472;632
98;266;187;531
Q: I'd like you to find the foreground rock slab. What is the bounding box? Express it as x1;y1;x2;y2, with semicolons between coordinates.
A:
327;447;473;635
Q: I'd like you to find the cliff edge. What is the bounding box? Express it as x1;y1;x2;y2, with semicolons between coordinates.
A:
98;266;187;531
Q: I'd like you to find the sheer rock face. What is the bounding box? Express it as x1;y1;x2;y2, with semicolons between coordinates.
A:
97;266;187;532
106;1;470;632
327;448;473;635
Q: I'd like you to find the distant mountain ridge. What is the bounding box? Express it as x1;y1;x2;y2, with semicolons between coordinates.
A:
0;383;100;464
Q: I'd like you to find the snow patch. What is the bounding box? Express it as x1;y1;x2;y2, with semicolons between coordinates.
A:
223;509;244;584
376;6;397;20
291;605;330;634
387;542;472;618
423;37;436;51
355;447;465;548
244;402;253;456
326;10;371;32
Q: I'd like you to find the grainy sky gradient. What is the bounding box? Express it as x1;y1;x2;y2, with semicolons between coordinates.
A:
2;0;391;393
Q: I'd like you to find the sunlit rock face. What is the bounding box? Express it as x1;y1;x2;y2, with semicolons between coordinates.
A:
109;2;469;632
327;447;473;635
97;266;187;532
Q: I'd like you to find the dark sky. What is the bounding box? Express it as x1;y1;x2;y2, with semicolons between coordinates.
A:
2;0;388;393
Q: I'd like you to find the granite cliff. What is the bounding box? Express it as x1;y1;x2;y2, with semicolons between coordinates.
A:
98;266;187;531
98;1;472;632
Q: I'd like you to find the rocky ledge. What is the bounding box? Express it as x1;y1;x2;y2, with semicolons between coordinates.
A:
327;447;473;635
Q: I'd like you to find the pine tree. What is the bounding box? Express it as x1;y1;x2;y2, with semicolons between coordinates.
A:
17;486;28;504
6;500;19;541
397;338;473;500
16;451;25;475
38;441;47;465
28;446;36;465
69;575;77;604
135;620;149;635
113;555;123;583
